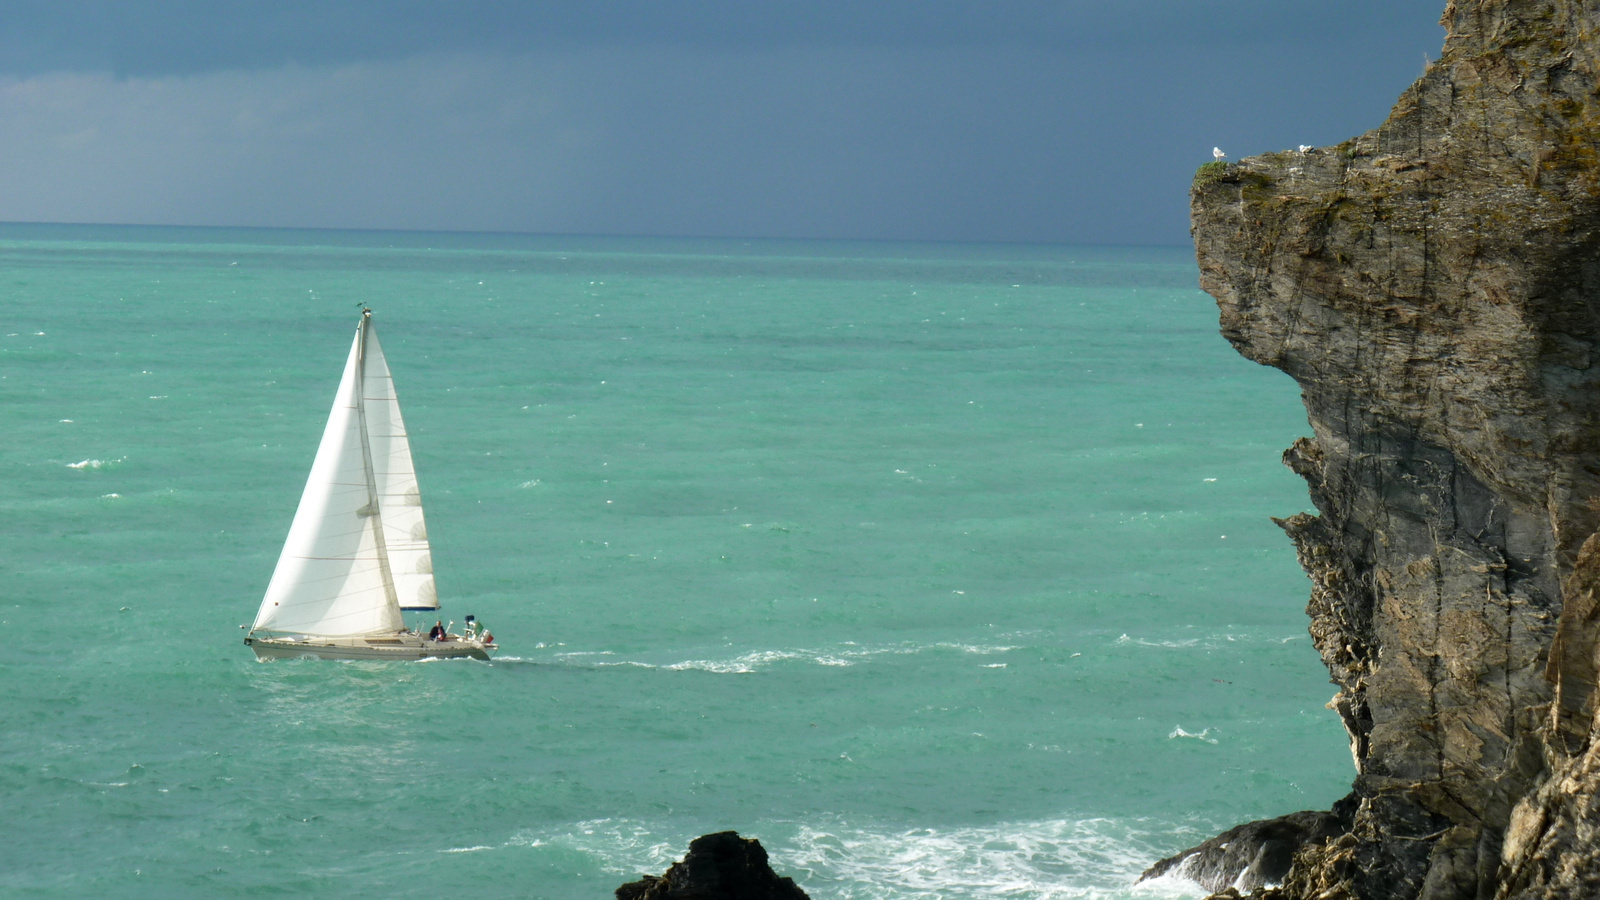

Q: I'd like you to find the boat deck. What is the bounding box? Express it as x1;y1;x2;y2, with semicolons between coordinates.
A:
247;632;493;661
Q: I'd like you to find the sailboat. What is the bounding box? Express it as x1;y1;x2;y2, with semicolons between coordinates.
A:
245;309;493;661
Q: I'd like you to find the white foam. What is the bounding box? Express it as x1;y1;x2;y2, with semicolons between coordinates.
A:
937;642;1019;655
665;649;805;673
1133;871;1211;898
784;818;1210;899
1115;634;1201;649
1167;727;1218;745
506;819;681;875
551;640;1026;675
1114;631;1301;651
497;817;1208;899
67;457;123;470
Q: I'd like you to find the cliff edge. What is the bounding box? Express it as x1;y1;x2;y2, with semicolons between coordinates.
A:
1182;1;1600;898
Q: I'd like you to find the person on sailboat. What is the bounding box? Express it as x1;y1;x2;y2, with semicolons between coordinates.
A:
429;620;446;641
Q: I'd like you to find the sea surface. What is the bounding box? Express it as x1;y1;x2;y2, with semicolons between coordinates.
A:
0;225;1352;899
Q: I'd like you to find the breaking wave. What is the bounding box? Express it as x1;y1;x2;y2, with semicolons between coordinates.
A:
495;816;1208;899
1167;727;1219;745
785;818;1208;899
67;456;124;469
1113;631;1303;651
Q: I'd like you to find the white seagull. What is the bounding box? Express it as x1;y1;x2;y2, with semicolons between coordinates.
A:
1212;147;1226;161
1299;144;1314;153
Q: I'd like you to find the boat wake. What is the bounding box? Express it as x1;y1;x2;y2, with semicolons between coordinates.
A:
542;640;1024;674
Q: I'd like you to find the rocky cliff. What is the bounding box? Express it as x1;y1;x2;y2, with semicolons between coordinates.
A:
1180;2;1600;898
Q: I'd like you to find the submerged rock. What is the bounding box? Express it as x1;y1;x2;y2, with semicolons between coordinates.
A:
1183;0;1600;898
614;832;810;900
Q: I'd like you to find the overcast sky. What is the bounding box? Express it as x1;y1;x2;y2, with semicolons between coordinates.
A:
0;2;1444;245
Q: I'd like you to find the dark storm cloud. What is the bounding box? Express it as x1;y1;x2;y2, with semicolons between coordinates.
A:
0;2;1445;244
0;1;1438;74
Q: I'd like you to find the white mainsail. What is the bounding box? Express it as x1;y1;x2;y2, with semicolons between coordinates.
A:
252;312;438;637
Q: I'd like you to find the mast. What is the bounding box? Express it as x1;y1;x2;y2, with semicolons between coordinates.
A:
354;309;402;614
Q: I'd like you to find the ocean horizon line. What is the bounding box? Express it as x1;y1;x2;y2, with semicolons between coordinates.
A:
0;218;1192;255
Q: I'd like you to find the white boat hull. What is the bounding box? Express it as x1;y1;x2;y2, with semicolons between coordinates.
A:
247;633;493;661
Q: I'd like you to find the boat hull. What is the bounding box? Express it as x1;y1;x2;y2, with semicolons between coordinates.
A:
247;633;493;661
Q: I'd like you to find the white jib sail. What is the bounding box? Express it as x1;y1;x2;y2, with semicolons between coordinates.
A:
252;313;434;636
359;323;438;611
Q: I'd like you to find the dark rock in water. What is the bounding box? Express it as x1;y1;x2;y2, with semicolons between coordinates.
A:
1139;809;1348;894
614;832;809;900
1183;0;1600;898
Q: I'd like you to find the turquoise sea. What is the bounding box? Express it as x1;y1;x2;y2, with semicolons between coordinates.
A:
0;225;1350;898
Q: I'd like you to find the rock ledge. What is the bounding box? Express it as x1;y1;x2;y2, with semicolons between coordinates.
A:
615;832;810;900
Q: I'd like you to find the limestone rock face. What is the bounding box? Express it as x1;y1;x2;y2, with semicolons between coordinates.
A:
614;832;810;900
1184;1;1600;898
